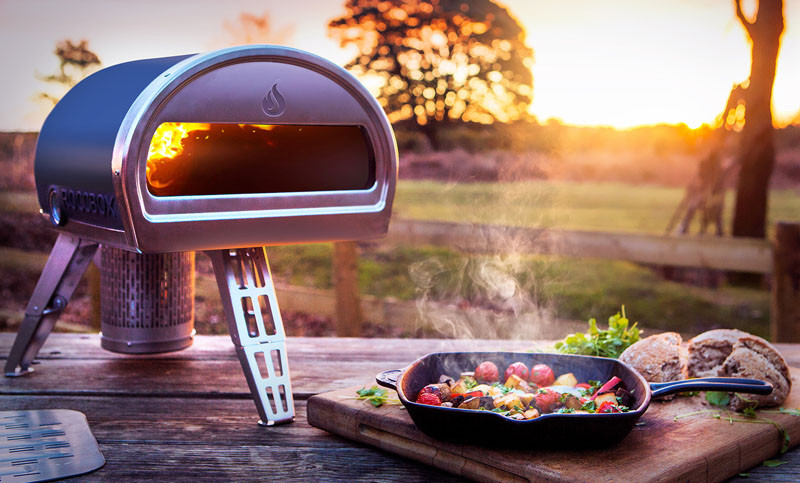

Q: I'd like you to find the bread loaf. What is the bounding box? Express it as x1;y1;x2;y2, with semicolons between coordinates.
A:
619;332;687;383
688;329;791;409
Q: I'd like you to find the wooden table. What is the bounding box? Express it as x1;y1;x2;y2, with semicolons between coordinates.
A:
2;334;799;482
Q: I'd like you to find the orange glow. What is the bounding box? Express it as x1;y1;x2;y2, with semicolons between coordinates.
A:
146;122;210;189
146;123;280;189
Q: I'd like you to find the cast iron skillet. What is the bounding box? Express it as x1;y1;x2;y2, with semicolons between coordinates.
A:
376;352;773;448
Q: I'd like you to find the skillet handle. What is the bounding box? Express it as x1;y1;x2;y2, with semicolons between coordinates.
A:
650;377;773;398
376;369;402;391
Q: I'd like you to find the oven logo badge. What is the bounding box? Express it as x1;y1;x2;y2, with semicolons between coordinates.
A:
262;83;286;117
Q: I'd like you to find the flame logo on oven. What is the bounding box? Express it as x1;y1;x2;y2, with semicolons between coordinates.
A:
262;83;286;117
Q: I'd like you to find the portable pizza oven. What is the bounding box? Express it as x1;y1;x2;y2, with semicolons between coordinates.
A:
4;45;398;426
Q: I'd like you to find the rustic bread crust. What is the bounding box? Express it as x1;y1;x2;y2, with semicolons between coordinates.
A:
687;329;749;378
619;332;687;383
688;329;791;409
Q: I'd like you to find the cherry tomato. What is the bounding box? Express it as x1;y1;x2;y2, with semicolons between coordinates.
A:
417;384;450;402
417;393;442;406
534;388;559;413
597;401;621;413
474;361;499;383
575;383;591;390
530;364;555;387
504;362;529;383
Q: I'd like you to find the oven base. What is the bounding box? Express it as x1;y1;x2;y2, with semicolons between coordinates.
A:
5;236;295;426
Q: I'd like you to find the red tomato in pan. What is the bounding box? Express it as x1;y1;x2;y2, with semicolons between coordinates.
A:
474;361;499;383
417;393;442;406
530;364;555;387
534;388;559;413
504;362;529;382
597;401;621;413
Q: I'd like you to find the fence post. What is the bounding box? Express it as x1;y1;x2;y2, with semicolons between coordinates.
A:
333;241;363;336
771;222;800;342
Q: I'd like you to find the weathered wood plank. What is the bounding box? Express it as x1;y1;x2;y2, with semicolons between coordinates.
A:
388;218;774;273
0;396;461;482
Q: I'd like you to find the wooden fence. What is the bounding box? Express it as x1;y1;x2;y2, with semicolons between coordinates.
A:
332;219;800;342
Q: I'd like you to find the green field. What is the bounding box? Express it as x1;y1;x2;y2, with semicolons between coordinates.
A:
3;180;799;234
394;180;800;234
3;180;798;338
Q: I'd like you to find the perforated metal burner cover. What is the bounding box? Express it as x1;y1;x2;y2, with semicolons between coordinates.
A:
0;410;105;482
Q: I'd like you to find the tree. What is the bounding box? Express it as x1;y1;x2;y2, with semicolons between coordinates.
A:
329;0;534;150
38;39;101;105
731;0;784;240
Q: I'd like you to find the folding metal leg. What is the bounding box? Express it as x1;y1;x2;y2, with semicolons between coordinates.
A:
4;234;99;376
206;247;294;425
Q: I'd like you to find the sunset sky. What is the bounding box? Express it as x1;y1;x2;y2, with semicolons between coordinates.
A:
1;0;799;131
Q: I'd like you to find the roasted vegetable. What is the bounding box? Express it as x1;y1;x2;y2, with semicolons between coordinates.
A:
534;388;559;413
413;361;634;419
494;394;523;410
530;364;555;387
553;373;578;388
418;383;452;402
563;395;583;410
475;361;499;383
593;392;617;407
523;408;540;419
504;374;534;392
591;377;622;400
504;362;529;382
417;393;441;406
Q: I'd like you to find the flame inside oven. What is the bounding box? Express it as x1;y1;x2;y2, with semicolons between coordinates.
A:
145;122;375;197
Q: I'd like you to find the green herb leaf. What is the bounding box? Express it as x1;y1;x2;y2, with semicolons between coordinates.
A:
779;408;800;416
355;386;391;407
742;407;757;418
763;459;788;467
555;306;641;359
705;391;730;407
580;399;597;413
737;473;749;477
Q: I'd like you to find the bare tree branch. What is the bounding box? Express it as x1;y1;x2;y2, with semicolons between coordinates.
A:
735;0;754;35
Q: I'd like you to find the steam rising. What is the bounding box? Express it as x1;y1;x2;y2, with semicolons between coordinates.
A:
409;181;560;340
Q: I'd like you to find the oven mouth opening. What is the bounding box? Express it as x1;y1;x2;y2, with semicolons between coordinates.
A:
145;122;377;197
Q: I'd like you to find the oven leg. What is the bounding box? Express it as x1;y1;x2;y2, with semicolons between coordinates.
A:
206;247;295;426
4;234;99;376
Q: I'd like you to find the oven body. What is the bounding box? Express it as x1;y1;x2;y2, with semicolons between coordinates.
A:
8;46;398;427
35;46;397;253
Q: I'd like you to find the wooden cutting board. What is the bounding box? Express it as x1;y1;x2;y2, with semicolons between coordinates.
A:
307;370;800;483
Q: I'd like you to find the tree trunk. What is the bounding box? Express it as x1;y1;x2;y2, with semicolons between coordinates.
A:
732;0;784;240
419;122;441;151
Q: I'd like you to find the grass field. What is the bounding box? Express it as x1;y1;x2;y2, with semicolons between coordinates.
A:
3;179;797;338
3;180;799;234
394;180;800;234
